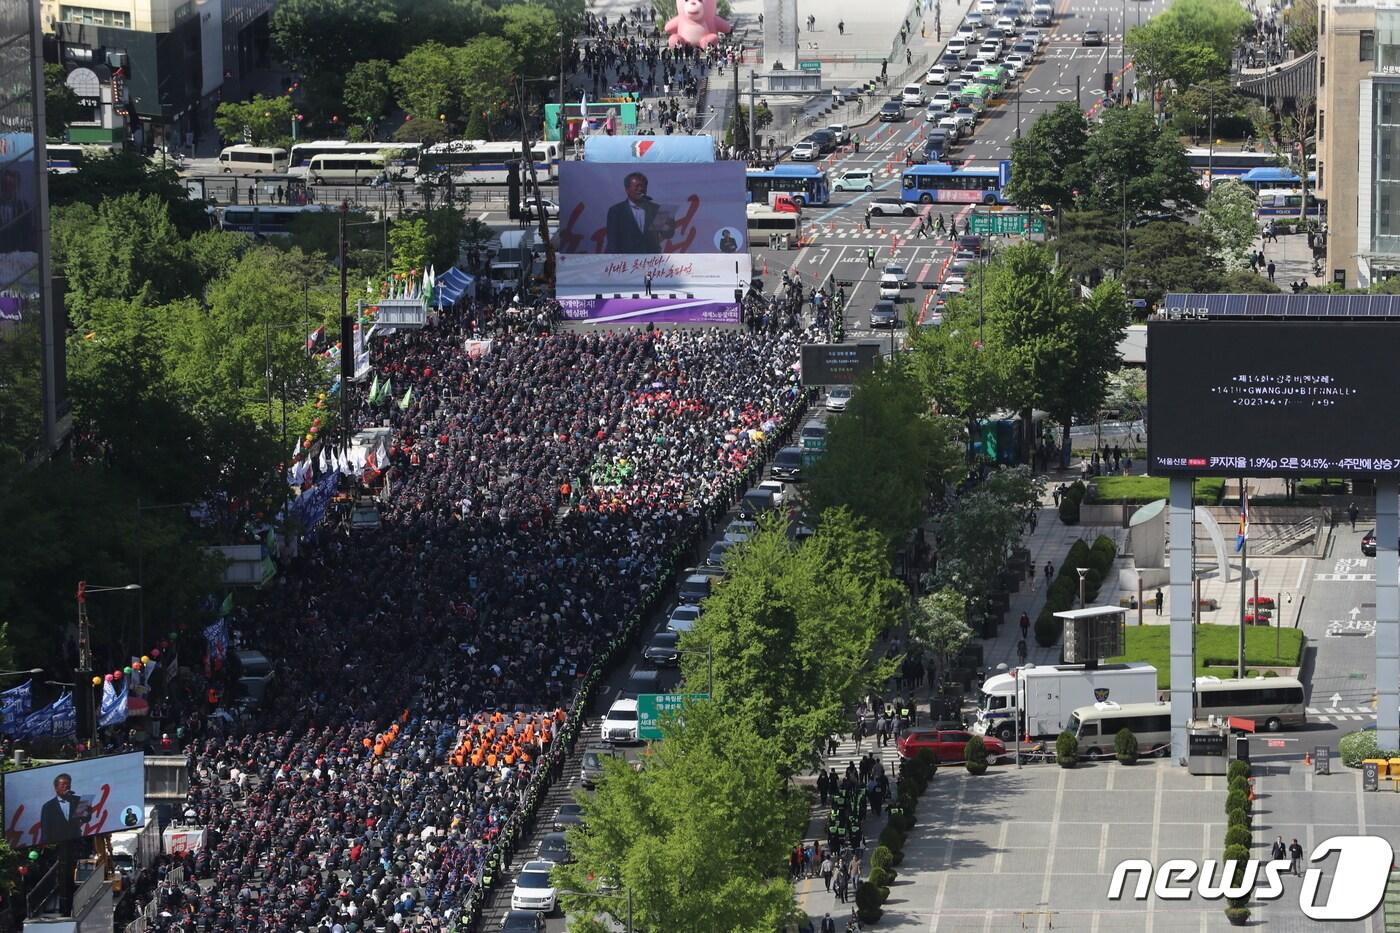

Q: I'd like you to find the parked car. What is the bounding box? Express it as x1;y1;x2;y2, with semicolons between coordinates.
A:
705;539;733;567
878;101;906;121
552;803;586;831
501;909;548;931
617;669;661;700
1363;528;1378;556
510;860;558;913
897;728;1007;762
806;129;838;152
644;629;682;666
667;603;703;633
869;196;917;217
724;519;758;544
946;37;969;58
995;15;1020;31
790;141;820;161
870;301;899;328
580;746;621;787
957;22;980;39
772;446;804;480
537;832;574;864
826;385;854;412
926;101;948;121
835;169;875;192
601;698;640;743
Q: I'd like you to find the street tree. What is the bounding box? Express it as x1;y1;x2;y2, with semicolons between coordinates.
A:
909;589;971;683
271;0;399;76
342;59;393;134
213;94;296;148
1004;102;1089;215
804;362;963;547
1051;210;1119;287
1124;220;1225;303
1201;179;1260;271
1284;0;1318;53
457;36;521;120
390;42;463;124
1080;105;1203;219
48;151;208;235
1126;0;1250;91
556;698;803;933
388;217;431;274
1037;279;1130;466
501;5;561;85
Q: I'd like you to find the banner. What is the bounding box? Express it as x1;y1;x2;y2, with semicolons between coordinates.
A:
0;680;32;734
204;618;228;667
4;752;146;847
14;693;75;741
99;680;128;727
544;101;639;142
556;253;751;293
558;296;741;325
583;135;715;163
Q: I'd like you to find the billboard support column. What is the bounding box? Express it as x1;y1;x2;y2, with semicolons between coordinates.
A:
1169;475;1195;764
1377;481;1399;749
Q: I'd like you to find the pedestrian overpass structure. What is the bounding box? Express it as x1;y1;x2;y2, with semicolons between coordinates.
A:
1153;293;1400;762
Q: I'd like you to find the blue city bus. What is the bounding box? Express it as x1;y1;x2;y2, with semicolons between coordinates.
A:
900;161;1011;204
745;165;831;207
1236;166;1316;193
1183;147;1282;178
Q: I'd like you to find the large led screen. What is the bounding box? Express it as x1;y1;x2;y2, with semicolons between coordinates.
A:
1147;320;1400;475
4;752;146;846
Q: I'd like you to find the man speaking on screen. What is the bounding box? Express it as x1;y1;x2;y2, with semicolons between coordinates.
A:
40;773;86;843
605;172;675;253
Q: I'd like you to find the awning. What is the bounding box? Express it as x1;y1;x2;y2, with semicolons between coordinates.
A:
434;267;475;307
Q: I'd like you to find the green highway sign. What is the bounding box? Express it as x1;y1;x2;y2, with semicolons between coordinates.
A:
967;213;1046;236
637;692;710;740
799;60;823;72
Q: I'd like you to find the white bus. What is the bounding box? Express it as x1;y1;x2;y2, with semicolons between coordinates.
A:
420;140;560;185
46;142;119;174
213;204;335;237
1194;676;1306;732
1066;701;1173;759
219;145;290;174
288;140;421;176
308;152;387;185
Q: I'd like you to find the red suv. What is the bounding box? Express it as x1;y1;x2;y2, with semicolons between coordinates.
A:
897;729;1006;763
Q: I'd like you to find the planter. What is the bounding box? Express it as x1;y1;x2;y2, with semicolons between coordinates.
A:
1224;907;1250;926
1116;754;1136;765
1057;757;1077;768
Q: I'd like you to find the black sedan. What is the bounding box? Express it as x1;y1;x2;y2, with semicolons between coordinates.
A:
879;101;906;121
644;630;681;667
1364;529;1377;556
537;831;574;864
870;301;899;328
553;802;586;832
502;910;547;931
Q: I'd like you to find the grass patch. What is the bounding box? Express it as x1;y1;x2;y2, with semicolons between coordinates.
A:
1090;475;1226;504
1106;625;1305;689
1296;478;1348;494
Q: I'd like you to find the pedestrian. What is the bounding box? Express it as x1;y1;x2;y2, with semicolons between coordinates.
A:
1019;611;1031;640
1267;260;1276;283
936;213;945;233
1154;588;1164;616
838;19;845;34
1348;501;1360;530
1044;561;1054;585
818;769;831;806
644;271;654;296
1271;836;1287;862
835;868;849;903
1017;637;1027;664
1288;838;1304;875
821;912;837;933
874;713;888;747
865;207;872;231
821;855;834;890
866;246;876;267
827;732;839;756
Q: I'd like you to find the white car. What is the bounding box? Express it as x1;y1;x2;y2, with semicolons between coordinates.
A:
758;478;787;506
926;65;950;84
957;22;979;39
938;115;964;138
879;275;903;300
995;15;1019;32
521;197;560;219
902;84;925;106
724;519;758;544
965;10;986;26
826;123;851;143
601;698;640;743
1021;28;1045;45
979;39;1002;58
511;860;558;912
944;273;967;289
667;603;703;633
825;386;853;413
925;101;947;121
946;38;969;58
977;0;997;11
1004;54;1028;75
834;168;874;191
931;90;954;109
791;141;820;161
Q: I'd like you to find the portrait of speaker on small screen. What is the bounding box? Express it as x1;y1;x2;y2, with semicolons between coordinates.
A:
605;171;677;253
39;772;90;844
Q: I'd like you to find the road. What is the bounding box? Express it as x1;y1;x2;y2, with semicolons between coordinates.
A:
745;0;1170;346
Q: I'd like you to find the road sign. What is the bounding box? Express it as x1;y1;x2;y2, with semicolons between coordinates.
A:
799;60;823;72
1364;760;1380;791
1314;746;1330;775
967;213;1046;236
637;692;710;740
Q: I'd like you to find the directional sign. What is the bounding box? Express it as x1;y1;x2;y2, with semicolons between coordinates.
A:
637;692;710;740
967;213;1047;236
799;60;823;72
1314;746;1330;775
1364;760;1381;791
1331;692;1344;707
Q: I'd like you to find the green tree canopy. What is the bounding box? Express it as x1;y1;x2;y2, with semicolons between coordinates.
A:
1004;103;1089;214
214;94;296;148
342;59;394;133
1080;105;1204;219
1124;220;1226;303
458;36;520;118
1126;0;1250;89
390;42;463;123
1201;179;1260;271
271;0;400;75
388;217;431;274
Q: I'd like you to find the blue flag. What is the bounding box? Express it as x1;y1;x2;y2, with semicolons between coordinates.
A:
100;679;128;727
15;693;75;740
0;680;32;734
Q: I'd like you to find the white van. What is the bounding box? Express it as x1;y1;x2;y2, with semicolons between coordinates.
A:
1067;701;1172;759
219;146;289;174
1032;2;1054;24
834;169;874;192
902;84;926;106
308;152;387;185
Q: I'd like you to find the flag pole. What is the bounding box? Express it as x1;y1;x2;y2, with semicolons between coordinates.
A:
1238;477;1248;678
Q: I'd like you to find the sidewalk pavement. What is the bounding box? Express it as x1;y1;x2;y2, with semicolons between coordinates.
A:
1256;227;1324;290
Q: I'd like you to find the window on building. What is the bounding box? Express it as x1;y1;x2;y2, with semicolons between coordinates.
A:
59;6;132;27
1363;30;1376;62
1372;83;1400;255
1320;57;1326;86
1319;109;1325;141
1321;8;1326;33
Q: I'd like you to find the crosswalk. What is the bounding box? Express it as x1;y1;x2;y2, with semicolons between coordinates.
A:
1308;706;1377;723
1315;572;1376;582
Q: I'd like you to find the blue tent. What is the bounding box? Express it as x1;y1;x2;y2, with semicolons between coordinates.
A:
434;268;474;308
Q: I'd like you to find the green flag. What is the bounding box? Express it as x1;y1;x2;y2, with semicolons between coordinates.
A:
218;593;233;617
369;375;380;403
399;386;414;410
380;378;392;405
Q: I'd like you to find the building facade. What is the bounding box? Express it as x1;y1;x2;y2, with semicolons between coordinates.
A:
42;0;273;152
1318;0;1400;287
0;0;65;461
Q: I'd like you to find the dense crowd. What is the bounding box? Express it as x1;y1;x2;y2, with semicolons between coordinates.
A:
130;303;814;933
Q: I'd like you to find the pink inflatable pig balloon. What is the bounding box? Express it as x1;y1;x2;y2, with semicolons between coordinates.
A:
665;0;731;48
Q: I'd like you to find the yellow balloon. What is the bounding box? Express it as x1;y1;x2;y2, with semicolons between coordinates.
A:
91;676;102;687
141;655;150;664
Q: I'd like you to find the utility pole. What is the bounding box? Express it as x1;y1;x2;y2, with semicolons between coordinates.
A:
339;201;350;454
748;70;758;153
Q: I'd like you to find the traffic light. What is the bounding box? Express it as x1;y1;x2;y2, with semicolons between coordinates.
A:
1103;72;1114;93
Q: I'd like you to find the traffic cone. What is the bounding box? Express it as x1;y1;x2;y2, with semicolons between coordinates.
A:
1304;751;1313;766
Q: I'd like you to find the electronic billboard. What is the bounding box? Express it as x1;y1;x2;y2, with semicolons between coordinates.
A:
4;752;146;846
1147;320;1400;476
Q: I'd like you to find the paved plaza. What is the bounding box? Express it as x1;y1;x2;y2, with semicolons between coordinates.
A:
799;759;1400;932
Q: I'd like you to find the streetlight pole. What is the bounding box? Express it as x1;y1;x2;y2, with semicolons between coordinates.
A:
1076;567;1089;608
